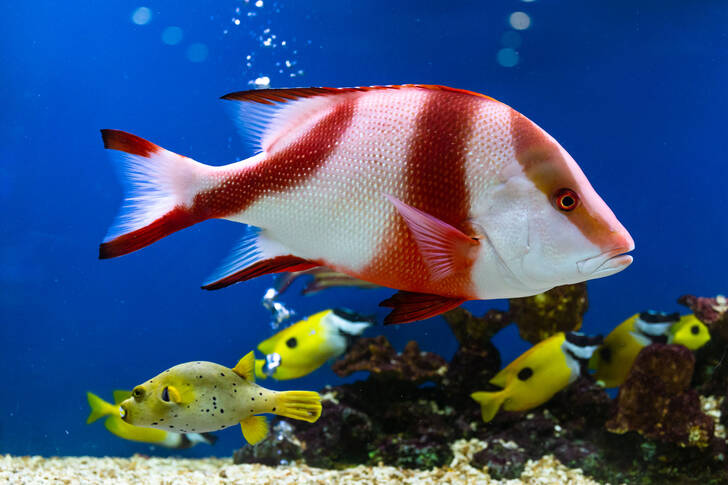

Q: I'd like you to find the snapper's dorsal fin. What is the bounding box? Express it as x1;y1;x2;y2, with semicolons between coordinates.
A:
221;85;496;155
232;351;256;382
112;390;132;404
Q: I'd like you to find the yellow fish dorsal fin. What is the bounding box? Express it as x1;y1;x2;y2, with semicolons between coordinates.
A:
240;415;269;445
232;351;256;382
112;390;132;404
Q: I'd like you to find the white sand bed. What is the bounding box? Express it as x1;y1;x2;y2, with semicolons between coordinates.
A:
0;451;599;485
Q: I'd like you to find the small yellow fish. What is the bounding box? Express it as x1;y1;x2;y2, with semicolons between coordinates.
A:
590;312;710;388
471;332;601;422
86;391;217;448
254;309;372;380
119;351;322;445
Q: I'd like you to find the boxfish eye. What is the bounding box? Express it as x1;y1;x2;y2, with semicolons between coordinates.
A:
132;387;145;400
691;325;700;335
553;188;579;212
161;387;170;402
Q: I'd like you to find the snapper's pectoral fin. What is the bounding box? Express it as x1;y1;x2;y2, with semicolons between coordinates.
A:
385;194;480;280
202;227;318;290
380;291;466;325
232;351;256;382
240;415;269;445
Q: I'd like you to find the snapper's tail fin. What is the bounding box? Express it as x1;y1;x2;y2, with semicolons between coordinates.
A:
98;129;213;259
274;391;322;423
86;392;118;424
470;391;506;423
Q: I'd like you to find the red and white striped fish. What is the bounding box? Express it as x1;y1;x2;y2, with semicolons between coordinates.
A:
99;85;634;324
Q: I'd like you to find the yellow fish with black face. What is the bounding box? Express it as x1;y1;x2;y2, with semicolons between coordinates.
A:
86;391;217;448
590;312;710;388
254;308;372;380
119;351;322;445
471;332;602;422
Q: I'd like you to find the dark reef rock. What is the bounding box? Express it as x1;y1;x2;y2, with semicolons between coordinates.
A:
332;336;447;385
607;344;714;447
233;421;302;466
235;291;728;484
509;283;589;343
679;294;728;341
471;440;529;480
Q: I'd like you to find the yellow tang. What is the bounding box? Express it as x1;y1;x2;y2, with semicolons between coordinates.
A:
86;391;217;448
254;309;372;380
590;312;710;388
471;332;601;423
119;351;322;445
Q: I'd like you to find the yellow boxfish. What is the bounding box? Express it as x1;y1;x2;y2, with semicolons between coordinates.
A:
86;391;217;448
99;85;634;324
471;332;602;423
590;312;710;388
119;352;322;445
254;308;372;380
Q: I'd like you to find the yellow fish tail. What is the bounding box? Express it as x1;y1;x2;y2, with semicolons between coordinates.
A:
274;391;322;423
471;391;506;423
86;392;118;424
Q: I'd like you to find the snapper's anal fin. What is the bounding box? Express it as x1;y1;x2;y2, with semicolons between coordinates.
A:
202;228;318;290
380;291;466;325
99;129;208;259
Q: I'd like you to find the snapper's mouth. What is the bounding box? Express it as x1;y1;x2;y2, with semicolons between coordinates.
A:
577;246;634;278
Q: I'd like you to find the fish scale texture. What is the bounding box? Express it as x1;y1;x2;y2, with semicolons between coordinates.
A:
200;87;517;298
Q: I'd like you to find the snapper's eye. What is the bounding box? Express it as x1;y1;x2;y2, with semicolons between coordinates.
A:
161;387;170;402
554;188;579;212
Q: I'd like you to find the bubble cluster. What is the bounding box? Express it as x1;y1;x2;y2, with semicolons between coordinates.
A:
497;7;533;67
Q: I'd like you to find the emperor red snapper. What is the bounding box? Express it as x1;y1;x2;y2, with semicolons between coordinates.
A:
99;84;634;324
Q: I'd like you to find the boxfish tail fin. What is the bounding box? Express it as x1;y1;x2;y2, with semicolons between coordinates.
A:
470;391;506;423
98;129;212;259
273;391;322;423
86;392;117;424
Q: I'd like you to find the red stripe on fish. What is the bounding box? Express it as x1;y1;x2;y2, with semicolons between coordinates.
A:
509;110;624;251
191;99;357;219
99;207;198;259
101;129;159;157
201;256;317;290
364;89;481;298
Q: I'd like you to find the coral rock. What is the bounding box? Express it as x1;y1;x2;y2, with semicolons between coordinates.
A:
471;441;529;480
332;336;447;384
509;283;589;344
443;307;510;347
606;344;714;447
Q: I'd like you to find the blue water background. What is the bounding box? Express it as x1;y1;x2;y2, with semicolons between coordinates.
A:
1;0;726;457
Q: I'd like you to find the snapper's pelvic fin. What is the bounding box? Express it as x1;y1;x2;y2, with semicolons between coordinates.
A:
202;228;317;290
380;290;466;325
98;129;209;259
471;391;506;423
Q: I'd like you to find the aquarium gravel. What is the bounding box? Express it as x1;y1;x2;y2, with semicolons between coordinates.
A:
0;450;598;485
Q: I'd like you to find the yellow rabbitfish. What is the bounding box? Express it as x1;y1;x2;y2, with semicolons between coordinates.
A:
86;391;217;448
471;332;601;423
590;312;710;388
119;352;322;445
255;309;372;380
